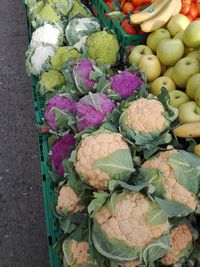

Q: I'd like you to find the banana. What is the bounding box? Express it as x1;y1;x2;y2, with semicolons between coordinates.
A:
173;122;200;138
194;144;200;157
173;0;182;15
130;0;170;25
141;0;177;33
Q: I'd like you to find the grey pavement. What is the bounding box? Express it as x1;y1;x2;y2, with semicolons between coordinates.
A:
0;1;49;266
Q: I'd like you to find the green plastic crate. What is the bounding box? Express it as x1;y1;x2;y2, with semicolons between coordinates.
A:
38;133;62;267
92;0;146;49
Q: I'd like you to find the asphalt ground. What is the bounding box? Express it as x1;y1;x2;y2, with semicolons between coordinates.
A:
0;1;49;266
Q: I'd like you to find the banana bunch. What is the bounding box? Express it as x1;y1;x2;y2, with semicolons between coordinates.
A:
130;0;182;33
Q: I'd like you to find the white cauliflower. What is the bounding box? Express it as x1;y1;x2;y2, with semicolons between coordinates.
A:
30;24;63;49
26;45;55;76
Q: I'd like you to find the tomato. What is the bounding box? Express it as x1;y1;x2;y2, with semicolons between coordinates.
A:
121;19;137;34
131;0;144;6
122;2;134;14
186;14;194;20
180;2;191;15
143;0;152;4
106;1;115;11
195;16;200;19
189;3;199;18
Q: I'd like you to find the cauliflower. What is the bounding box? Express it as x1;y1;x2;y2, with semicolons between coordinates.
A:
119;97;176;157
30;3;61;29
26;45;55;76
38;69;65;94
51;133;76;176
65;17;101;51
141;150;199;212
161;224;193;265
92;191;170;262
56;185;84;215
30;24;63;49
48;0;74;16
76;93;116;132
72;59;95;92
74;131;134;190
110;71;144;99
44;95;76;131
51;46;80;71
68;1;92;19
87;31;120;65
63;239;95;266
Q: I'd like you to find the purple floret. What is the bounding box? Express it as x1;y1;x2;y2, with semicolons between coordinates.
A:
44;95;76;131
51;133;76;176
73;59;95;90
76;93;116;132
110;71;143;99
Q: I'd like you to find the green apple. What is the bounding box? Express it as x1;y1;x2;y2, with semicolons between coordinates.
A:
173;30;184;41
150;76;176;96
178;101;200;122
172;57;200;89
186;73;200;99
184;46;194;56
186;49;199;60
156;39;184;66
163;66;174;79
183;21;200;49
138;55;161;82
129;45;153;66
169;90;189;108
147;28;171;53
167;14;190;37
195;86;200;106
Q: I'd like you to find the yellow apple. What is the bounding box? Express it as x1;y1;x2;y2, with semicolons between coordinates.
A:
183;21;200;49
186;49;199;60
195;86;200;106
184;46;194;56
138;55;161;82
186;73;200;100
129;45;153;66
178;101;200;122
167;14;190;37
173;30;184;41
172;57;200;89
150;76;176;96
147;28;171;53
169;90;189;108
163;66;174;79
156;39;184;66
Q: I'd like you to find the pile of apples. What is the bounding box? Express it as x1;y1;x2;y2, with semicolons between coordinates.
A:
128;14;200;126
180;0;200;21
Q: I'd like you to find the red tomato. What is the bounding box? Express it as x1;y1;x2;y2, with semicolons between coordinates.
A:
131;0;144;6
122;2;134;14
180;2;191;14
195;16;200;19
143;0;152;4
189;3;199;18
121;19;137;34
187;14;194;20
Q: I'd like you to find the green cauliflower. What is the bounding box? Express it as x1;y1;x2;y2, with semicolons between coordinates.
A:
86;31;120;65
38;69;65;94
68;1;92;19
51;46;80;70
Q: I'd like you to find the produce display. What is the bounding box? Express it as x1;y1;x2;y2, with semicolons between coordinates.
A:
24;0;200;266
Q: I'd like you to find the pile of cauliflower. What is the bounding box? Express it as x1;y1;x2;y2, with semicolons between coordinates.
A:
24;0;200;266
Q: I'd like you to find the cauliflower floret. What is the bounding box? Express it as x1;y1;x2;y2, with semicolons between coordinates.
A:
95;192;169;249
161;224;193;265
56;185;84;214
142;150;197;210
87;31;120;65
30;24;63;49
27;45;55;76
74;132;133;190
125;98;165;133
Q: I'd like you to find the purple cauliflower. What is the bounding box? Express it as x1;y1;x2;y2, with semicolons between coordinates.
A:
72;59;95;91
44;95;76;131
110;71;144;99
76;93;116;132
51;133;76;176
